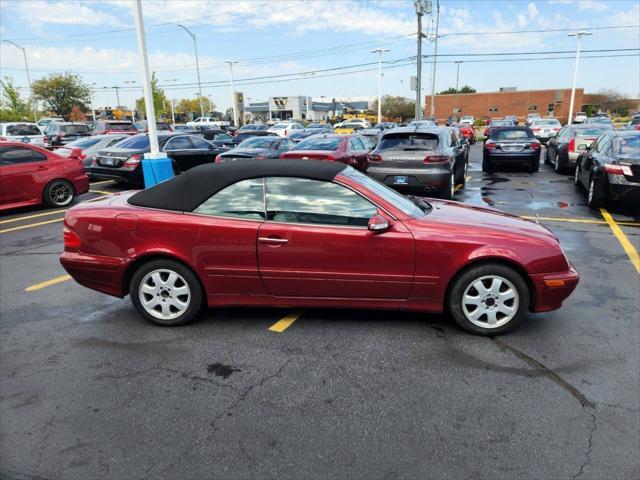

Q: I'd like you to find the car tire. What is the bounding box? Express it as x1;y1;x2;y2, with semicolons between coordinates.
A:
529;157;540;173
130;259;204;327
441;172;455;200
587;176;602;209
482;158;493;173
447;263;530;336
459;161;468;186
43;179;75;207
543;148;550;165
554;152;564;173
574;166;582;188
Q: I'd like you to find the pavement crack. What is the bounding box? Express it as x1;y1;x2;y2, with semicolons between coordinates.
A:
574;411;597;479
490;337;595;409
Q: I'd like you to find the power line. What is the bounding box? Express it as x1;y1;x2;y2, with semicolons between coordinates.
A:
440;24;640;37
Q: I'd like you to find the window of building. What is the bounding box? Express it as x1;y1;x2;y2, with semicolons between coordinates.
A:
489;106;498;112
452;107;462;113
527;105;538;111
547;104;555;113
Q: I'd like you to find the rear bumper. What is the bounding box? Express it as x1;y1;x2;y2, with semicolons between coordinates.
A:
530;266;580;312
367;166;451;192
60;251;129;297
484;150;539;164
607;183;640;203
88;166;143;184
73;174;90;195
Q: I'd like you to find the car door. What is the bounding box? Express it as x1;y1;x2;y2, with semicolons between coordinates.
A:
162;135;199;172
0;146;49;205
186;135;217;167
348;136;368;172
581;135;607;186
257;177;415;299
188;178;267;296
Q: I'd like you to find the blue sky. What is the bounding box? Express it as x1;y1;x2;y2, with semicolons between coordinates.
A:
1;0;638;112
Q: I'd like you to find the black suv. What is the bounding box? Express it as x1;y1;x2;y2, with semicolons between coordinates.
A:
89;133;228;185
43;122;91;147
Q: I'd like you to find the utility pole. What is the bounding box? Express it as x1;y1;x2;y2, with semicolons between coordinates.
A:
454;60;462;113
414;1;426;120
89;82;97;122
429;0;440;118
124;80;137;122
164;78;178;124
372;48;390;126
567;31;592;125
304;72;315;121
178;24;204;118
225;61;239;126
3;40;37;121
114;85;121;109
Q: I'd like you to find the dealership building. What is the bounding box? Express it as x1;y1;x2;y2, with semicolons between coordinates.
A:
424;87;597;122
246;96;372;122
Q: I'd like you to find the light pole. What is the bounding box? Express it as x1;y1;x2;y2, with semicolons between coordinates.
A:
89;82;97;122
429;0;440;118
413;1;428;120
177;24;204;118
372;49;390;126
567;31;592;125
304;72;315;121
225;61;239;126
3;39;37;121
124;80;137;122
454;61;463;114
163;79;178;124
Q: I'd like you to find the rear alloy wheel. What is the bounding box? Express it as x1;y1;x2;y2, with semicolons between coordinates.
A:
130;260;203;326
587;176;601;209
554;153;563;173
448;263;529;335
43;180;74;207
441;172;455;200
574;166;581;187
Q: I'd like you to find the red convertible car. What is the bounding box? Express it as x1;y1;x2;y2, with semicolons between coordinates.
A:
60;160;578;335
1;142;89;211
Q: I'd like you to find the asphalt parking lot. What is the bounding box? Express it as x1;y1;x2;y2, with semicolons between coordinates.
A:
1;144;638;480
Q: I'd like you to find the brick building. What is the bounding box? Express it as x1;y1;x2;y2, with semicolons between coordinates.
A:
425;88;585;123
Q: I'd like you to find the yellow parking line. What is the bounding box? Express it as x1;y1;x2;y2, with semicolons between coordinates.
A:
455;176;472;192
90;180;114;185
0;217;64;234
600;208;640;274
268;312;302;333
0;209;67;225
25;274;72;292
89;190;112;195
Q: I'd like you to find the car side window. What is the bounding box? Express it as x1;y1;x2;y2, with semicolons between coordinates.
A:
193;178;265;220
280;139;294;150
188;136;212;149
593;136;608;153
349;137;364;152
164;136;193;151
265;177;377;227
0;147;43;165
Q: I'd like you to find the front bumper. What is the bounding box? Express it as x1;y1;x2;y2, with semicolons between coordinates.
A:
530;266;580;312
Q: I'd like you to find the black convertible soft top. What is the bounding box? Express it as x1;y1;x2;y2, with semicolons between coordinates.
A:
128;159;348;212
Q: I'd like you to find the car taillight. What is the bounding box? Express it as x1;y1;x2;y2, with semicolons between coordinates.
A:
255;155;266;160
423;155;449;164
122;154;142;168
485;141;496;150
369;154;383;163
63;226;81;248
484;128;490;136
0;136;6;141
215;154;222;163
568;139;575;152
529;142;541;150
604;163;624;175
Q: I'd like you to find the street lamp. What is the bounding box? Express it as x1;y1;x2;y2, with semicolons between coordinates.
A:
177;24;204;118
304;72;315;121
372;49;390;126
124;80;137;122
567;31;592;125
225;61;239;126
2;39;37;121
89;82;97;122
454;60;463;114
164;78;178;125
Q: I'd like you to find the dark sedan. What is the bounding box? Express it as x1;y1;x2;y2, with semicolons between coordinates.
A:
545;124;614;173
482;127;541;173
89;133;227;185
216;136;296;163
574;130;640;208
231;130;277;145
367;127;468;199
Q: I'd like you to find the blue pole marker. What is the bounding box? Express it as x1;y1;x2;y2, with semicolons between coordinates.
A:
141;152;174;188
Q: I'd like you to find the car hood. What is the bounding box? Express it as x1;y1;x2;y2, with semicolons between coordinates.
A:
410;199;558;242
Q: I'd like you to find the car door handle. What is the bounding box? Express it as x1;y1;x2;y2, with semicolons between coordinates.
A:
259;237;288;245
37;166;47;170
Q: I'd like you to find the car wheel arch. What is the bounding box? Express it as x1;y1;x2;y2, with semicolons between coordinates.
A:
122;253;205;297
443;257;536;313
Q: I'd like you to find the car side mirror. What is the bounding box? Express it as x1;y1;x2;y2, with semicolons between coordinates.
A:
577;143;588;151
368;214;389;232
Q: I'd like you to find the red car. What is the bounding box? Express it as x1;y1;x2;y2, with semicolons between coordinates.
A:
452;123;476;144
0;142;89;211
60;160;579;335
279;134;370;172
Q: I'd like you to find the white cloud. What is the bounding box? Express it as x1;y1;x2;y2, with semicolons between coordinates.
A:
4;0;124;27
528;3;539;18
578;1;608;12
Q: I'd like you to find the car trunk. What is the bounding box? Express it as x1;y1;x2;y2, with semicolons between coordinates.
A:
282;150;337;160
612;153;640;183
96;148;140;168
375;133;440;168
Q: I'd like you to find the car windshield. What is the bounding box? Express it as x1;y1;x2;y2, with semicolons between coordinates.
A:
115;135;150;150
6;124;41;136
378;133;439;150
63;137;102;148
492;129;532;140
613;135;640;156
238;137;278;149
106;122;137;131
271;124;287;129
532;120;560;126
408;121;435;128
341;167;427;218
60;125;90;133
573;127;612;137
294;137;342;151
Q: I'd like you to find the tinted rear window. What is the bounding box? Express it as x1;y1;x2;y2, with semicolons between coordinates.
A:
114;135;150;149
613;135;640;155
491;129;533;140
532;120;560;126
65;137;102;148
573;128;611;137
238;137;278;149
61;125;89;133
294;137;342;151
106;122;137;131
6;124;41;136
378;133;439;150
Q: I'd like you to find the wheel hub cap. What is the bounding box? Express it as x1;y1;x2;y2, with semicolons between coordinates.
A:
462;275;519;329
139;269;191;320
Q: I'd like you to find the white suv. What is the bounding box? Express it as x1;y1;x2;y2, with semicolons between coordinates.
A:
574;112;587;124
267;122;304;137
0;122;45;146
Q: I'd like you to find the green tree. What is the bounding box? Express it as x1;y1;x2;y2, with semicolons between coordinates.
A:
438;87;458;95
437;85;476;95
175;96;214;115
459;85;476;94
0;76;31;121
31;72;89;117
135;72;168;120
370;95;415;121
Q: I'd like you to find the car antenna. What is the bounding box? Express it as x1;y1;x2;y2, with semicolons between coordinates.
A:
535;213;540;224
